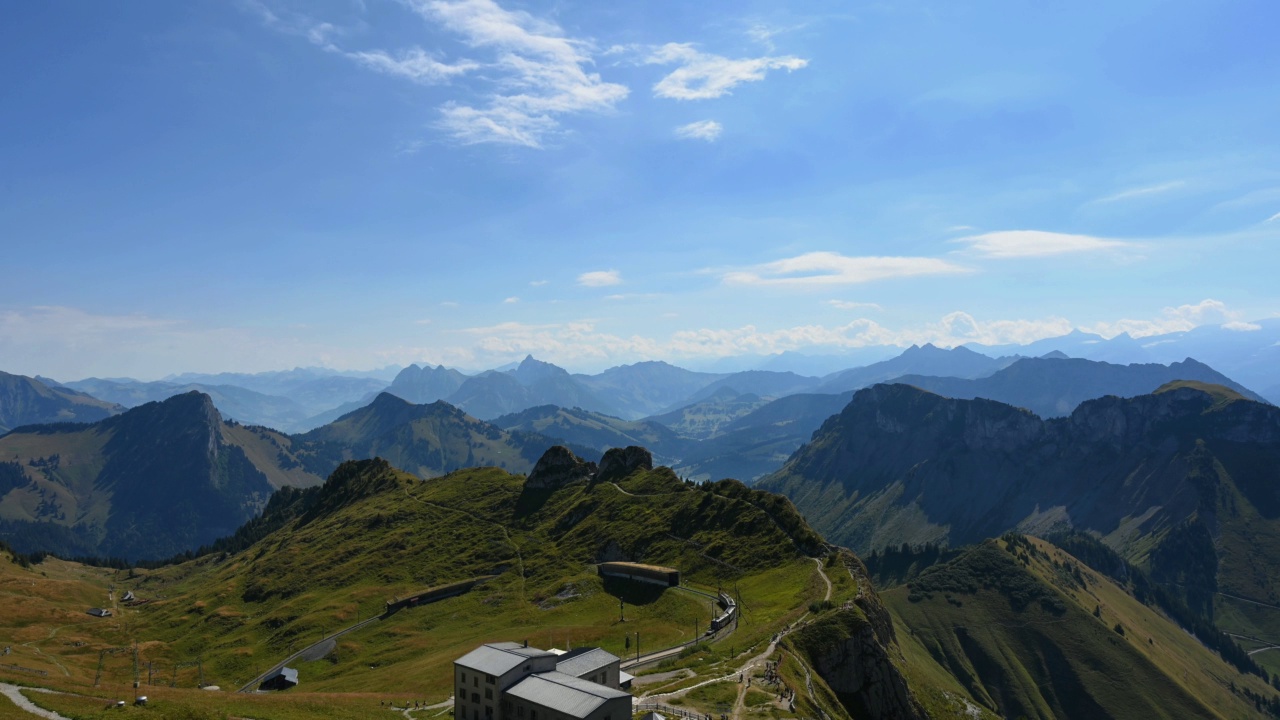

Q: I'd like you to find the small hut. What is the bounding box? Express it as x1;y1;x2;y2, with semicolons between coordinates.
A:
258;667;298;691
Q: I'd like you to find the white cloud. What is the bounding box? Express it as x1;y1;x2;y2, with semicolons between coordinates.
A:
1224;321;1262;331
345;47;478;83
413;0;629;147
578;269;622;287
1267;211;1280;223
452;312;1084;369
503;296;520;304
722;251;970;286
675;119;722;141
529;279;549;286
955;230;1135;258
1084;299;1246;338
827;300;882;311
645;43;807;100
253;0;628;149
1092;181;1184;204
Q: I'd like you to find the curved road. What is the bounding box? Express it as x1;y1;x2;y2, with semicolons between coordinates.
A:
236;615;383;693
0;683;71;720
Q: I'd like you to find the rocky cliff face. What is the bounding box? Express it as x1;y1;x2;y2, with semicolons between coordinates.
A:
525;445;597;489
788;554;926;720
596;445;653;482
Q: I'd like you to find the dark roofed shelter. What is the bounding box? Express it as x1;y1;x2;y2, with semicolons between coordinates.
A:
259;667;298;691
597;562;679;587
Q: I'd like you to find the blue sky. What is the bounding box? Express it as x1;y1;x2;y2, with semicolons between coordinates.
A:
2;0;1278;379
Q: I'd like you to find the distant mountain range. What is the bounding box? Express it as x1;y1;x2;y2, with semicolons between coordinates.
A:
759;381;1280;633
967;318;1280;401
814;343;1019;394
22;317;1278;434
0;371;122;433
0;391;590;561
897;356;1265;417
292;393;584;480
0;392;318;560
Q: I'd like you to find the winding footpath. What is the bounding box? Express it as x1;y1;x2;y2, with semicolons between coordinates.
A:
0;683;71;720
813;558;832;602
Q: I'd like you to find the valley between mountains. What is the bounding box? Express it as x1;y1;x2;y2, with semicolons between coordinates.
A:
2;343;1280;719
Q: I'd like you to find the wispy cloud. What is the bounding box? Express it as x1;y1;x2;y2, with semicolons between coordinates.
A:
252;0;627;149
529;279;549;286
745;22;806;52
1267;211;1280;223
578;269;622;287
345;47;478;83
413;0;628;147
827;300;882;311
955;230;1135;259
645;43;807;100
722;252;969;286
1092;181;1184;204
503;296;520;304
1224;320;1262;331
675;119;722;141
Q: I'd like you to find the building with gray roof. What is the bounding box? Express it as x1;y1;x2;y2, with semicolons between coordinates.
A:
454;643;631;720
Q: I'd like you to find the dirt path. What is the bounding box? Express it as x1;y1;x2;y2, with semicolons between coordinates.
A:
0;683;72;720
638;556;842;720
20;626;69;678
812;558;831;602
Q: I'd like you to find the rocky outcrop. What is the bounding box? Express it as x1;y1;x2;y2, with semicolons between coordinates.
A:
789;607;925;720
525;446;597;489
596;445;653;483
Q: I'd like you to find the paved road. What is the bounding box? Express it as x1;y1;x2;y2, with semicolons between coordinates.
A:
236;615;383;693
0;683;71;720
1219;591;1280;612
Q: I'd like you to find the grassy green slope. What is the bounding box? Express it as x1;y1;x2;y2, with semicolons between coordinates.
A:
103;458;828;694
881;536;1277;719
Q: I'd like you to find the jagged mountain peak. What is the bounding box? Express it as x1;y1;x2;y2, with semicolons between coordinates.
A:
511;355;570;384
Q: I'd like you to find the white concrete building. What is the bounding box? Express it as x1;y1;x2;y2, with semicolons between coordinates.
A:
454;643;631;720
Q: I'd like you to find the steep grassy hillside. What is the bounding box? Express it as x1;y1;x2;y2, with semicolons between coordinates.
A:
879;535;1279;719
761;383;1280;634
0;452;931;720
